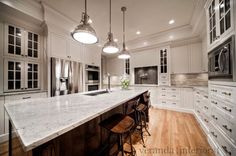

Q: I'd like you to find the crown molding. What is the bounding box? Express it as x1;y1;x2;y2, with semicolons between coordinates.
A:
0;0;43;21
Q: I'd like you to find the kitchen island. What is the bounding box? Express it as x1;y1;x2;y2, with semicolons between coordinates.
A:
4;87;148;156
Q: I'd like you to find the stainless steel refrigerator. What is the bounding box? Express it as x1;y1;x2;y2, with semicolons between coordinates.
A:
51;57;83;96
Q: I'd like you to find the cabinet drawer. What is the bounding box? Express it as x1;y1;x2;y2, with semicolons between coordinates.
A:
159;74;168;81
212;106;236;143
210;85;236;104
159;100;179;107
209;121;236;156
159;81;169;86
211;97;235;119
4;92;46;104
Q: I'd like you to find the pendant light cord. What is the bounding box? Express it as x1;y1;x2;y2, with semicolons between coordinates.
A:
85;0;87;15
109;0;111;33
122;7;126;50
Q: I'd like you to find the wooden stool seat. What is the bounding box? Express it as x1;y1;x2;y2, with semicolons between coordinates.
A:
136;103;147;112
100;113;135;134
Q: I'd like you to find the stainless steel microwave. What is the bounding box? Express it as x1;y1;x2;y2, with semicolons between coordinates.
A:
208;35;236;81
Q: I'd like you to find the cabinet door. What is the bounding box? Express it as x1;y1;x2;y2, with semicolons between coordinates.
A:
50;32;68;59
207;0;218;45
69;41;83;62
0;97;4;135
190;43;202;73
25;62;40;90
84;45;101;66
26;31;40;60
4;59;24;92
4;25;24;57
171;46;189;74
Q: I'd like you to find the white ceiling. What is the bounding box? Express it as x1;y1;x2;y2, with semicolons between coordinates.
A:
39;0;197;44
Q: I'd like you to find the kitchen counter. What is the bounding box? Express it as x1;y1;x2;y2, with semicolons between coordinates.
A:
4;87;148;152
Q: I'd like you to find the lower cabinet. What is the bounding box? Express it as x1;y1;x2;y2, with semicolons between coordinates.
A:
154;87;194;111
208;82;236;156
0;91;47;142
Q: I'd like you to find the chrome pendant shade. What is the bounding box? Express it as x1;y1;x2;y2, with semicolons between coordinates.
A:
103;0;119;53
118;7;130;59
72;0;98;44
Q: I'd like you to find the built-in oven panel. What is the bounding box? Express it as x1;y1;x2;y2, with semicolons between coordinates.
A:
208;35;235;81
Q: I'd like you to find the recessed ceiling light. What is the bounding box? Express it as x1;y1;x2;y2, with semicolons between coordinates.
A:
169;35;173;39
114;38;118;42
97;44;102;47
88;19;93;24
169;19;175;25
136;31;141;35
143;42;148;45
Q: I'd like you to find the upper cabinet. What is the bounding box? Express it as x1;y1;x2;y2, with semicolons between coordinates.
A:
171;43;203;74
3;24;41;92
158;46;171;86
4;25;40;60
205;0;234;50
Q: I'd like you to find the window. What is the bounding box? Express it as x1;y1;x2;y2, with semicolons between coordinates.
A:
125;59;130;75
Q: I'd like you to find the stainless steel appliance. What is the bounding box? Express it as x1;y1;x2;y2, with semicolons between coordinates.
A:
85;65;100;91
51;57;83;96
208;35;236;81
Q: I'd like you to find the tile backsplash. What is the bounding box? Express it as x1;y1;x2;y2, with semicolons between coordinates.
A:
171;73;208;86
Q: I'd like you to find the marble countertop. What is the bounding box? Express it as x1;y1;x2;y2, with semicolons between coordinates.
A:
4;87;148;151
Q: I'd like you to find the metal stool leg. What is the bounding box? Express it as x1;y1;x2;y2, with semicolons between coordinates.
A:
141;111;151;136
9;120;12;156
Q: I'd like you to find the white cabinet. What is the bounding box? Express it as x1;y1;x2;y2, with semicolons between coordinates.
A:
50;32;84;62
208;82;236;156
171;43;202;74
4;59;40;92
83;45;101;66
158;46;170;86
205;0;235;51
171;46;189;73
189;43;202;73
0;97;4;135
50;32;68;59
155;87;193;111
130;49;158;68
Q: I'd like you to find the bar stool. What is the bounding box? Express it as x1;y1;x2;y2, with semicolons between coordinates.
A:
99;113;135;156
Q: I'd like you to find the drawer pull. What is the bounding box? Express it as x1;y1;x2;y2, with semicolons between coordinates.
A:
22;97;31;99
197;110;200;113
172;95;176;97
204;95;208;98
222;146;231;155
222;107;232;112
172;103;176;105
197;100;200;103
222;125;232;132
197;92;200;94
211;89;217;92
211;115;218;120
211;101;218;105
162;95;166;96
222;92;231;96
211;132;217;138
204;106;208;109
204;119;209;123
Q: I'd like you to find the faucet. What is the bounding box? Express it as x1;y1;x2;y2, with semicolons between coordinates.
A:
107;73;111;92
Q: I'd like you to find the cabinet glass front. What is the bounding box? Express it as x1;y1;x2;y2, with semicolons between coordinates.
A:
7;25;22;56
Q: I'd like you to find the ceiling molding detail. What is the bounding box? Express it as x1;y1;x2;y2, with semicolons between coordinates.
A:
0;0;43;21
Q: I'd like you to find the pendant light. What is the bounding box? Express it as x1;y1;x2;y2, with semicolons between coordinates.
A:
72;0;98;44
102;0;119;53
118;7;130;59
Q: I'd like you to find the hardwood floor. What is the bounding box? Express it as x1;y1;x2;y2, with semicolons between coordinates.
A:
132;108;215;156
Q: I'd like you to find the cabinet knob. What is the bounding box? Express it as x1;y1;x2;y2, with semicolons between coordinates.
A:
222;125;232;132
211;132;217;138
222;106;232;112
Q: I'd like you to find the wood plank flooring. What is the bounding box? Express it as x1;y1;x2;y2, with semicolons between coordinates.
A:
132;108;215;156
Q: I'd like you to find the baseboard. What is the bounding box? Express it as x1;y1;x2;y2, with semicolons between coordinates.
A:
0;132;16;144
152;105;194;114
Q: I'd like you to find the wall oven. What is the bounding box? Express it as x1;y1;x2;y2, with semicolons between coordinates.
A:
85;65;100;91
85;65;100;84
208;35;235;81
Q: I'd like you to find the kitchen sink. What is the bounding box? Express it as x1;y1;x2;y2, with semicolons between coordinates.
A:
84;90;110;96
